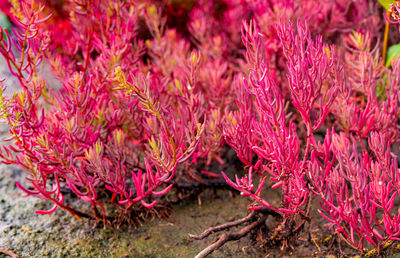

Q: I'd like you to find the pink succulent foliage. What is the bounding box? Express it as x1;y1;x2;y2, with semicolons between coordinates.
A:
310;130;400;251
224;19;337;216
308;36;400;252
1;0;400;255
0;0;224;221
223;5;400;254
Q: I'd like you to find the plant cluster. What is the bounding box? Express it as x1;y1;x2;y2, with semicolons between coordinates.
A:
1;0;400;256
0;0;227;223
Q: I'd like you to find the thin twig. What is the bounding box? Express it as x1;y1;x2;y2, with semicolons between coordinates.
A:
336;231;360;252
310;232;321;252
189;210;257;240
194;213;268;258
189;207;280;240
0;247;20;258
382;10;391;63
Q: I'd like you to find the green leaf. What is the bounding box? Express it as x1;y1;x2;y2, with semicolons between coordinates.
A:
0;12;10;30
0;12;10;41
378;0;395;10
386;44;400;67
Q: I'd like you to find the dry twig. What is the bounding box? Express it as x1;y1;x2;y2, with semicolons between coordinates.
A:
189;208;280;257
0;248;20;258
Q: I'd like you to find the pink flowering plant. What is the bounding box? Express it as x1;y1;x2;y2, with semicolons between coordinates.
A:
0;0;226;223
2;0;400;257
192;1;400;257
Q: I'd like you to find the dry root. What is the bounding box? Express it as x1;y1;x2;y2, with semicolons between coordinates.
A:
189;208;280;258
0;247;20;258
